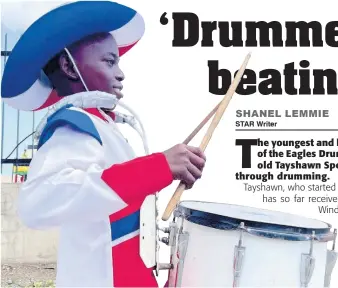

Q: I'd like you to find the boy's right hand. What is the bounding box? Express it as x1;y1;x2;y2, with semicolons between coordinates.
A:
162;144;206;189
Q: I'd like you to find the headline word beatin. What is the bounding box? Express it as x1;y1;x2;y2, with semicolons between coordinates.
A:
160;12;338;95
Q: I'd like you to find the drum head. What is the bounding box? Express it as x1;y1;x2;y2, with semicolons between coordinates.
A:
176;201;331;237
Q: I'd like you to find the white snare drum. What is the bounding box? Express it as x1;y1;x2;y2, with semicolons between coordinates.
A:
165;201;337;288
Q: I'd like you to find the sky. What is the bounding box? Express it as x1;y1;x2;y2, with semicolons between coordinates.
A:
1;1;67;176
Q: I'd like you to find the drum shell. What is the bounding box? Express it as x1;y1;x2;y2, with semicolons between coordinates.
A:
169;217;328;287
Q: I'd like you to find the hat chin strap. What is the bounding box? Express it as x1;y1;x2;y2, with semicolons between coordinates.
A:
35;48;150;155
64;48;89;91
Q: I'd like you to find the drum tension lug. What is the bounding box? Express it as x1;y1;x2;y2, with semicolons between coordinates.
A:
300;231;316;288
174;209;185;219
233;222;246;288
332;229;337;251
176;231;189;287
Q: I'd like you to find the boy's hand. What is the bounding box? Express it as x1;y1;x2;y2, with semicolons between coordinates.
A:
163;144;206;189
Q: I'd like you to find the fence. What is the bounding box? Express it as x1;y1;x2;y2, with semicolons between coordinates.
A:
1;33;46;183
1;11;59;266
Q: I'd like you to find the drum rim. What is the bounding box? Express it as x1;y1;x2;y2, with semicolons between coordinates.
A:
176;200;332;236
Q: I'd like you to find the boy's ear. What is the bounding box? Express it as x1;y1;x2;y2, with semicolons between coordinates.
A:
58;53;80;81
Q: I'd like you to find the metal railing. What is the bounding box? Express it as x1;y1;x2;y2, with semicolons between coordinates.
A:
1;33;39;183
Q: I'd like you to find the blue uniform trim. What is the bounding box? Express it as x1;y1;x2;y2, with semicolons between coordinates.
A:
38;105;102;149
111;210;140;242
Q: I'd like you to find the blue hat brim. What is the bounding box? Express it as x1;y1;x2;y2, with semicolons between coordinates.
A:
1;1;145;111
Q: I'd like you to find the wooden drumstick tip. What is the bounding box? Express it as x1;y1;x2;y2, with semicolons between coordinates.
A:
244;52;252;62
242;52;252;63
161;183;186;221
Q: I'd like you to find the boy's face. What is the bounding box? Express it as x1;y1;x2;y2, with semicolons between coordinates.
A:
71;34;124;99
